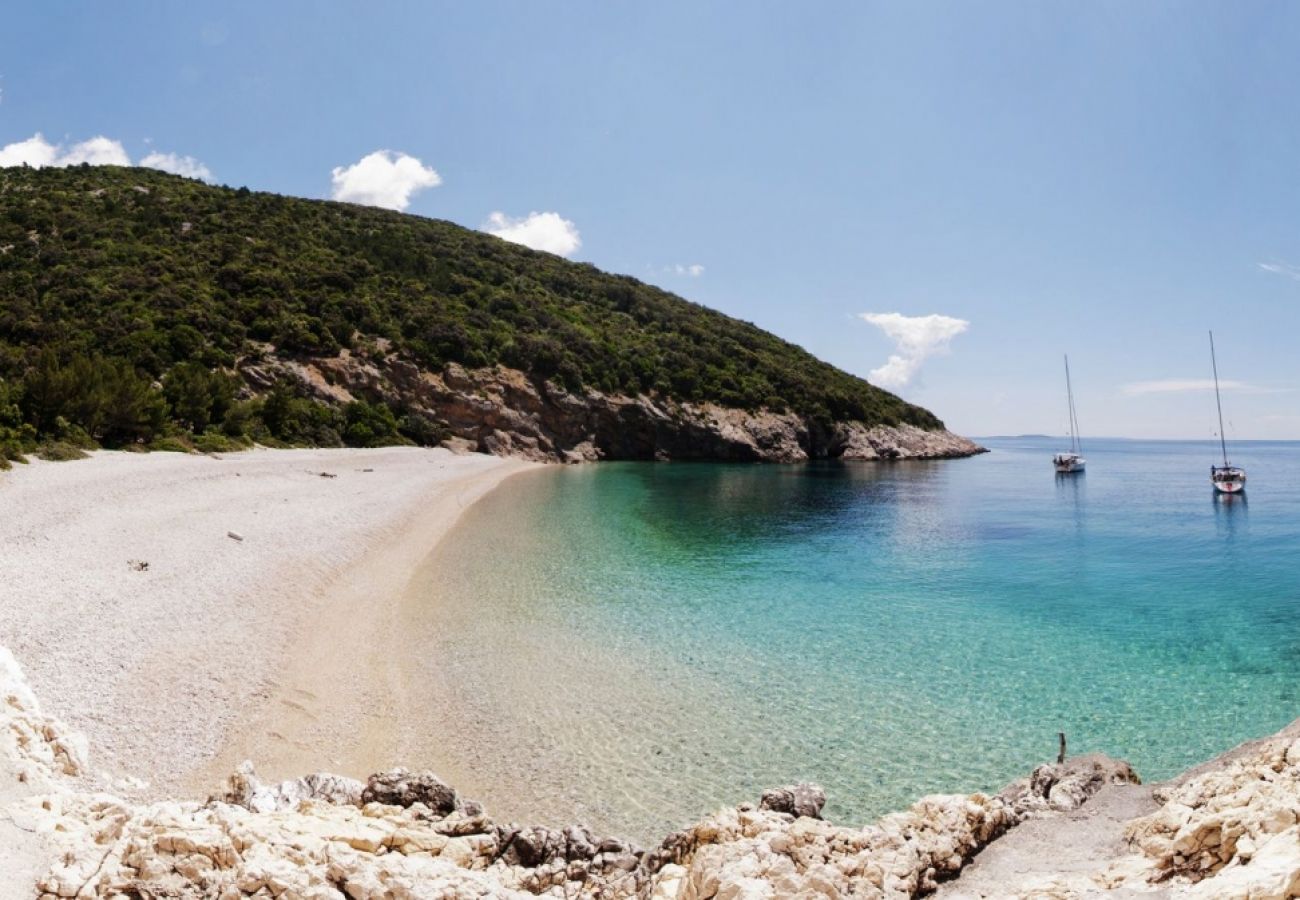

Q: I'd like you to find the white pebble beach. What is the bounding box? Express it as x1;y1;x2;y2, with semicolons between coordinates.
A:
0;446;535;805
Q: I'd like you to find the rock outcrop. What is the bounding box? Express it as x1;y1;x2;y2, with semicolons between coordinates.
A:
1122;725;1300;897
246;353;985;464
0;647;86;791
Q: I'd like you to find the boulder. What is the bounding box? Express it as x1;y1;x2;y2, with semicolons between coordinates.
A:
758;783;826;819
360;768;460;816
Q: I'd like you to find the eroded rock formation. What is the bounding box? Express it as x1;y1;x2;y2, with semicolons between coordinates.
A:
245;354;985;464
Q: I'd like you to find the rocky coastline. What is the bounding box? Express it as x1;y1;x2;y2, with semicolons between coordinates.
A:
242;353;986;464
4;649;1298;899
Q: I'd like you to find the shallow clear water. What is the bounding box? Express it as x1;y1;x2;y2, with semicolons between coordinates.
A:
411;438;1300;840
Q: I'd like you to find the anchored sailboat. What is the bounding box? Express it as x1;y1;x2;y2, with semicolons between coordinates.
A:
1209;331;1246;494
1053;355;1086;474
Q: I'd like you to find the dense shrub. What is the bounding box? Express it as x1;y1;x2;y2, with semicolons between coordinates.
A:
163;362;236;433
0;166;942;451
0;379;34;467
342;400;404;448
21;352;167;446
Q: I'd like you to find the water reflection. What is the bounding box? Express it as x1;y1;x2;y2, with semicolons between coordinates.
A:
1054;471;1085;500
1054;471;1086;537
620;460;950;550
1212;490;1248;540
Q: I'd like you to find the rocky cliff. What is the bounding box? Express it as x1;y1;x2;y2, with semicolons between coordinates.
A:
6;648;1299;899
245;351;985;464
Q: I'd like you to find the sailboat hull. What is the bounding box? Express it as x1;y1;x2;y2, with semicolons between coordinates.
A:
1212;466;1246;494
1053;454;1085;473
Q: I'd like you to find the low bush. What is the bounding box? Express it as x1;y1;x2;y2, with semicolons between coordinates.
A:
193;431;252;453
148;436;194;453
35;441;90;462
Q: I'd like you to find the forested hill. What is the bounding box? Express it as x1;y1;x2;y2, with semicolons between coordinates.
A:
0;165;952;462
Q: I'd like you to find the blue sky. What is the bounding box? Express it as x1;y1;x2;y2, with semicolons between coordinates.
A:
3;2;1300;439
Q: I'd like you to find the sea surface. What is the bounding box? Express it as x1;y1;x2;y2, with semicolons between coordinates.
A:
407;437;1300;840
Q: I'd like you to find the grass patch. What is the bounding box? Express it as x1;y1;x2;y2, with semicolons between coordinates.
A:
35;441;90;462
147;436;195;453
193;431;253;453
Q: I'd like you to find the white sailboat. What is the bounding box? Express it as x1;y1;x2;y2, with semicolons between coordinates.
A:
1053;354;1086;474
1209;331;1246;494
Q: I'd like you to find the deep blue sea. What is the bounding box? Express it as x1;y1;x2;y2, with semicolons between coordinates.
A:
412;437;1300;839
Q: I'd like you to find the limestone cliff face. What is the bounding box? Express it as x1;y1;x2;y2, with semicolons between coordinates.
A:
243;352;985;464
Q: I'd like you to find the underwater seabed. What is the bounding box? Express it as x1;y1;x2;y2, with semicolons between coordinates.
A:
402;437;1300;841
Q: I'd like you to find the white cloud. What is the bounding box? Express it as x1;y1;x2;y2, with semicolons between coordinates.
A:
484;211;581;257
1122;378;1259;395
0;133;58;167
0;133;210;180
1258;260;1300;281
330;150;441;211
58;135;130;166
669;263;705;277
0;132;129;168
859;312;969;389
140;151;212;181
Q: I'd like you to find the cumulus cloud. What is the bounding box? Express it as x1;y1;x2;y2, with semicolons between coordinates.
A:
0;132;129;168
859;312;969;389
0;132;210;179
484;211;581;257
140;151;212;181
0;134;58;167
330;150;441;211
58;135;131;166
669;263;705;277
1122;378;1257;395
1259;260;1300;282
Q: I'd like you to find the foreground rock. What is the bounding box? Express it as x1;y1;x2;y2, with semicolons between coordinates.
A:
1;695;1135;899
250;356;986;463
1122;723;1300;898
939;726;1300;899
6;645;1300;898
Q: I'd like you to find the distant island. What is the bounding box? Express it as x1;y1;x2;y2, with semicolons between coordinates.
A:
0;165;979;465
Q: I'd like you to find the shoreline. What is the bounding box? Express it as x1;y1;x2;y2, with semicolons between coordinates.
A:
185;452;539;796
2;447;1300;895
0;446;537;802
3;634;1298;897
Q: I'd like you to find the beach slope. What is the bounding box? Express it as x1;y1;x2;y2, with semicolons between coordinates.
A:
0;447;534;801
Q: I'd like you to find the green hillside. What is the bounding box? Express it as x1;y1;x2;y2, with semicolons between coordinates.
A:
0;165;942;462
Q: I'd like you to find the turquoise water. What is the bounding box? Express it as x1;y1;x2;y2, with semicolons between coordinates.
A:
412;438;1300;840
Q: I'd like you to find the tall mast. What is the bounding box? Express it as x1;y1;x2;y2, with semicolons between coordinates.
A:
1064;354;1081;454
1210;330;1229;467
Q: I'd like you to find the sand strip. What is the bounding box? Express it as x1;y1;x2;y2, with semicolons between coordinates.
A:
0;446;535;800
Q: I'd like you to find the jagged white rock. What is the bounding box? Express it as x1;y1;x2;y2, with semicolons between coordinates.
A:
0;647;86;789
